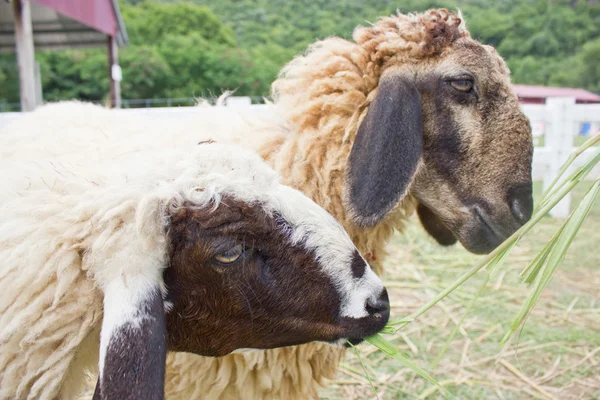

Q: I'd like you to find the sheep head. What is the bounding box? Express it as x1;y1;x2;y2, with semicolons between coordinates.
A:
164;195;390;357
95;143;389;399
346;9;533;254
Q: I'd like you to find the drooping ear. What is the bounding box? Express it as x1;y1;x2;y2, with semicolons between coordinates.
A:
416;203;457;246
346;73;423;227
94;278;167;400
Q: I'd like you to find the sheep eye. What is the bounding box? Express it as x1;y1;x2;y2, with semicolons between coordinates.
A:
214;244;244;265
449;79;474;93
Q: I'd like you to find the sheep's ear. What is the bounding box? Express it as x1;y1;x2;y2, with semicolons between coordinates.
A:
94;279;167;400
346;74;423;227
416;203;458;246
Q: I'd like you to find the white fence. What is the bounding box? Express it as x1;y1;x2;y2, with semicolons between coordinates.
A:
1;96;598;218
525;98;600;218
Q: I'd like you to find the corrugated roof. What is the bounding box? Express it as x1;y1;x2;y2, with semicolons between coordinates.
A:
0;0;128;52
512;84;600;102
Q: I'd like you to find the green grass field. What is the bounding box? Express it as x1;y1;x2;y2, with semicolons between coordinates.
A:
323;181;599;400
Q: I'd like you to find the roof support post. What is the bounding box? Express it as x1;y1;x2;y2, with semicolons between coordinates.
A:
12;0;37;111
108;34;121;108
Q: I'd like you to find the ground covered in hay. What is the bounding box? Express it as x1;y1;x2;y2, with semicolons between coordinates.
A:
322;181;600;400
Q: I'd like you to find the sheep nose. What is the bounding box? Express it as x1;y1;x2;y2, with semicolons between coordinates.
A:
508;183;533;225
366;288;390;315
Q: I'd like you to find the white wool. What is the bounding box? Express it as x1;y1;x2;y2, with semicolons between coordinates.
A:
0;101;382;399
0;102;284;399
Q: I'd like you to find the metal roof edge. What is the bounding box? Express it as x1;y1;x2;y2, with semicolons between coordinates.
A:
110;0;129;47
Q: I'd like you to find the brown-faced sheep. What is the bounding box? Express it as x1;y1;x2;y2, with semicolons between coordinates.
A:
0;106;390;399
162;8;534;399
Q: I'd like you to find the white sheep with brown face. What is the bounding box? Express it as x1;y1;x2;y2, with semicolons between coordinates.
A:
0;124;389;400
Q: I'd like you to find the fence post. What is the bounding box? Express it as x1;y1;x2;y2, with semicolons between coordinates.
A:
12;0;37;111
544;97;576;218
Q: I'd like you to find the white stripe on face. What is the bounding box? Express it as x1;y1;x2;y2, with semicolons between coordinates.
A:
341;260;385;318
268;185;385;319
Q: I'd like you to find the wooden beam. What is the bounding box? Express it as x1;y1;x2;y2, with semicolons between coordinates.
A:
108;35;121;108
12;0;37;111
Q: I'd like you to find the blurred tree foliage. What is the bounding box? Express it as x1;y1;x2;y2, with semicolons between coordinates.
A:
0;0;599;104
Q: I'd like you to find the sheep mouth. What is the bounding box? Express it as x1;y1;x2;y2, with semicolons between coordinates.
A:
459;206;517;254
337;309;390;346
417;199;526;255
219;311;389;354
473;206;508;243
344;337;366;347
418;201;515;255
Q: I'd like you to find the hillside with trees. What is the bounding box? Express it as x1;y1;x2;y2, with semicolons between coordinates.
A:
0;0;599;107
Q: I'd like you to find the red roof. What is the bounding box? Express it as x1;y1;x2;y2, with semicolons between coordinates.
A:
512;84;600;103
0;0;128;51
30;0;128;46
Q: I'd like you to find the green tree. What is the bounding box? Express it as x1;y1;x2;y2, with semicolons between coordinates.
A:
120;46;173;99
37;50;108;102
0;55;19;105
157;33;261;97
575;37;600;92
121;1;236;46
2;0;600;105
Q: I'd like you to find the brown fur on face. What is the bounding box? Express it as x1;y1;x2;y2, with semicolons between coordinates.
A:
408;40;533;253
359;12;533;254
272;8;533;257
163;197;387;357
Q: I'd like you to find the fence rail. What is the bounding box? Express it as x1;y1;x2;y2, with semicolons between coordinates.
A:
0;96;269;112
1;96;598;218
525;98;600;217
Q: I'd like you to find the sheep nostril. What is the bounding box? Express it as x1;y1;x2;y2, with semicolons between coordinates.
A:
366;289;390;315
509;195;533;225
508;183;533;225
510;199;527;224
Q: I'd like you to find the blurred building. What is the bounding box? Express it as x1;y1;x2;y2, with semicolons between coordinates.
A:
515;84;600;139
0;0;128;111
513;84;600;105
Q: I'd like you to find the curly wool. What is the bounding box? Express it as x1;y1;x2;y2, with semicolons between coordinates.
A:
163;9;470;400
269;8;467;271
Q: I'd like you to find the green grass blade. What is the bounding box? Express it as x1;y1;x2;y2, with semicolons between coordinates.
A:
349;342;380;400
540;134;600;202
388;171;592;332
429;238;513;369
430;271;491;370
430;244;518;370
488;241;517;277
365;334;453;398
565;151;600;190
542;179;599;278
386;183;560;330
503;179;600;343
378;326;396;334
539;149;600;209
521;226;561;284
365;333;408;358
